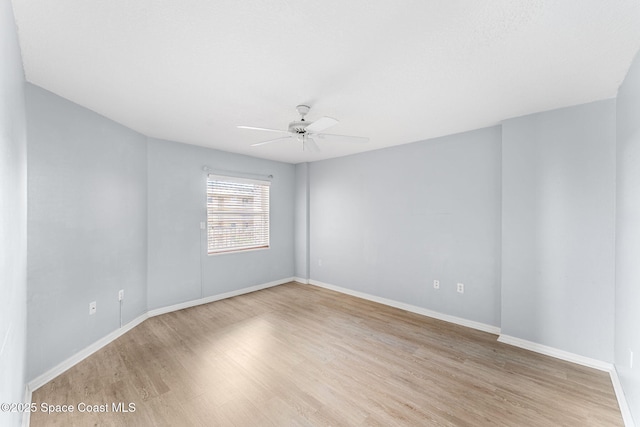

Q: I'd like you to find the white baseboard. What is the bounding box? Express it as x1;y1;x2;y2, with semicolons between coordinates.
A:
497;334;614;372
608;367;635;427
498;334;635;426
305;280;634;426
27;277;295;395
147;277;293;318
23;276;635;427
308;279;501;335
27;312;149;392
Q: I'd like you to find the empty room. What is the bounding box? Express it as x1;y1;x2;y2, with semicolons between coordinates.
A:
2;1;640;426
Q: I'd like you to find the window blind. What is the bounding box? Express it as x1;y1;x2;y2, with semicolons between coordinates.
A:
206;174;270;254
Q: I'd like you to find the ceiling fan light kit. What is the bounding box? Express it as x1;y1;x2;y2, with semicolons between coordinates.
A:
238;105;368;152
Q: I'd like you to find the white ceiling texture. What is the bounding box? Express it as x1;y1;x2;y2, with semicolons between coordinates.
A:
11;0;640;164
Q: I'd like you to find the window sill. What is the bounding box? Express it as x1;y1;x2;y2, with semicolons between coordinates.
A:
207;246;270;256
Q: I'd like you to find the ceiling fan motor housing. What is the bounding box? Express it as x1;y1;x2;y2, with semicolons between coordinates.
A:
288;120;309;134
289;105;311;134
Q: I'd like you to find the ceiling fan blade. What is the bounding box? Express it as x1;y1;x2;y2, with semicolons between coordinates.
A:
314;133;369;143
305;117;338;133
238;125;288;133
250;135;293;146
303;137;321;152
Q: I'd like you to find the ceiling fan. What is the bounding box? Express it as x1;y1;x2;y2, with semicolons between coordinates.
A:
238;105;369;151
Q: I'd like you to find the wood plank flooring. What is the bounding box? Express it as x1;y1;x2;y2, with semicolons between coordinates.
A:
30;282;623;426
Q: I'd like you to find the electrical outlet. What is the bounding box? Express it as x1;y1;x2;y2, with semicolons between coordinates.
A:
89;301;97;315
631;350;634;369
318;258;322;266
118;289;124;301
433;280;440;289
457;283;464;294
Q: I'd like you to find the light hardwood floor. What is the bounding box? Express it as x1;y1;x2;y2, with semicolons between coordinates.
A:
30;282;623;426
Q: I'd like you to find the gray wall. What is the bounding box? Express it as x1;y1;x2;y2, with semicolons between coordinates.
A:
24;84;296;381
616;49;640;423
309;127;502;327
0;1;28;426
147;138;295;310
14;31;637;421
26;84;148;380
501;100;616;362
294;162;310;280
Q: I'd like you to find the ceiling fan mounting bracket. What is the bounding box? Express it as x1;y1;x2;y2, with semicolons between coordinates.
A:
296;104;310;118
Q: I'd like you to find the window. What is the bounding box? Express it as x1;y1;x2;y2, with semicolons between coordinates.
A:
206;174;270;254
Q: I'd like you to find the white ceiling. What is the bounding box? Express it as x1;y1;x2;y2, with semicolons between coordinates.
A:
11;0;640;164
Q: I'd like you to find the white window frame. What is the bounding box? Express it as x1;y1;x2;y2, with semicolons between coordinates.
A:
206;174;270;255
